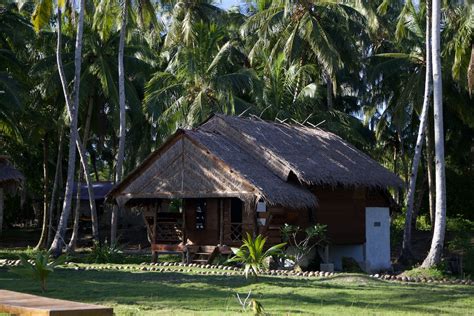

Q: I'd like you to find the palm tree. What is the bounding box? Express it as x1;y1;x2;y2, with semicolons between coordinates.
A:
422;0;446;268
93;0;160;244
111;0;129;245
401;0;432;262
49;0;89;255
145;19;257;135
29;0;101;251
242;0;367;110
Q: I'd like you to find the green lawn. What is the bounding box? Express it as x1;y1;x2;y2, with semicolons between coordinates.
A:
0;265;473;315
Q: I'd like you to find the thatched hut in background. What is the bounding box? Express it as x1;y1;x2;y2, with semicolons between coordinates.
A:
108;114;402;272
0;156;24;235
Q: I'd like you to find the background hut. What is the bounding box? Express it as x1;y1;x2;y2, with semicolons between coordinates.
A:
0;156;24;235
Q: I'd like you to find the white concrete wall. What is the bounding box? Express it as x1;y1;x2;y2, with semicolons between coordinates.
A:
326;244;365;270
364;207;391;272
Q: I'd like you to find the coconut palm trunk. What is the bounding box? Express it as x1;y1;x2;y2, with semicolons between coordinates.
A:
68;97;94;250
400;0;432;261
425;116;436;226
35;134;49;249
50;2;86;255
422;0;447;268
47;129;64;247
111;0;128;245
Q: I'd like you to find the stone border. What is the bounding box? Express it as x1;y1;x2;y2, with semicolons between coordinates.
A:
369;273;474;285
1;259;472;285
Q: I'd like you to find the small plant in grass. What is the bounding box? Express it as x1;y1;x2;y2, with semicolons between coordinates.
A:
235;291;265;315
228;233;285;279
281;223;327;270
10;250;66;292
87;241;124;263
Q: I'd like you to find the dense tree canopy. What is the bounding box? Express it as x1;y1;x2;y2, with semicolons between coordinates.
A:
0;0;472;238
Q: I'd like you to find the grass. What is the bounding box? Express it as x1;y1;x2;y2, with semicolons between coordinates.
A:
0;247;180;264
403;267;446;280
1;264;473;315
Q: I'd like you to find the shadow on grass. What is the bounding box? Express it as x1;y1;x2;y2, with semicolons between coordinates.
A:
0;268;473;314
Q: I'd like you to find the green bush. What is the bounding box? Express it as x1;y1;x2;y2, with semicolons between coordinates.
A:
86;241;124;264
416;215;432;231
391;213;405;248
447;216;474;276
281;223;327;270
403;266;445;280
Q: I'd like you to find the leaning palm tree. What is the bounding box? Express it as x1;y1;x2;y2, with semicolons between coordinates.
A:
50;0;88;255
400;0;432;262
30;0;93;254
422;0;446;268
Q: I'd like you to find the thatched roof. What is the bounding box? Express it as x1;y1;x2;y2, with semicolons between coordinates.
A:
201;114;402;188
187;130;317;208
108;114;400;209
0;156;24;193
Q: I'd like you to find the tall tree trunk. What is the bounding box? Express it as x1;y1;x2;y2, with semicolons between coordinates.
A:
425;115;436;227
47;129;64;248
413;168;428;228
68;98;94;250
0;188;4;236
111;0;128;245
91;150;100;182
35;134;49;249
50;4;86;255
422;0;447;268
326;73;333;110
400;0;432;262
468;44;473;96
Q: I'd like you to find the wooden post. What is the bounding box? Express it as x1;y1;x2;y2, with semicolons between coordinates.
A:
181;199;187;263
219;199;224;246
151;202;159;263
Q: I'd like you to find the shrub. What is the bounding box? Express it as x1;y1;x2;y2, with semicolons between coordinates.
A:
86;241;124;264
416;215;432;231
447;217;474;276
228;233;285;279
11;250;66;292
403;266;445;280
281;224;327;270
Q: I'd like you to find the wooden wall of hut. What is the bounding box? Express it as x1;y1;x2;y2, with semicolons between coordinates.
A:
183;197;255;246
313;186;390;245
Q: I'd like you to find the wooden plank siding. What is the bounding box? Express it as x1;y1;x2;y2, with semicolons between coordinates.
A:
313;186;390;245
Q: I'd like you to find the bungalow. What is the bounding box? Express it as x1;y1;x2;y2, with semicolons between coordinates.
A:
107;114;402;272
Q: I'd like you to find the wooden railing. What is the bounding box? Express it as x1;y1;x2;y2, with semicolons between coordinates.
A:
155;222;182;242
230;223;242;242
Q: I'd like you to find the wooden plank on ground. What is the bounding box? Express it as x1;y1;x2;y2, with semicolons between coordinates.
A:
0;290;113;316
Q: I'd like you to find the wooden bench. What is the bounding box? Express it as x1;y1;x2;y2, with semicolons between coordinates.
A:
0;290;113;316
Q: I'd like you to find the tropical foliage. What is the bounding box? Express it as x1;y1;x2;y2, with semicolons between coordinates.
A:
10;250;66;292
0;0;472;268
228;233;286;279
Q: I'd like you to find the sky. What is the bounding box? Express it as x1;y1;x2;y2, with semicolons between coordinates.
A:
217;0;245;9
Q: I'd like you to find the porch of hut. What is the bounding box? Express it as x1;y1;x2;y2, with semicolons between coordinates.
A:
133;196;258;263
